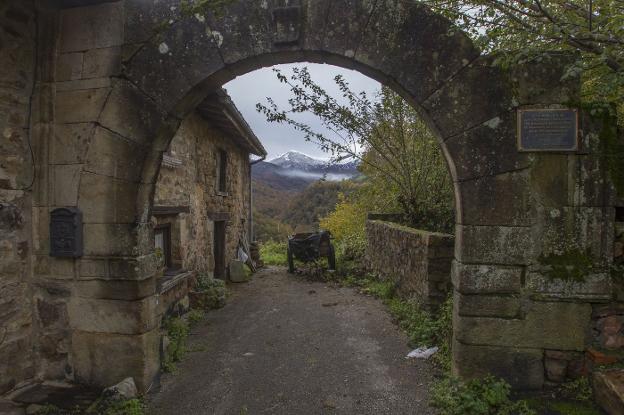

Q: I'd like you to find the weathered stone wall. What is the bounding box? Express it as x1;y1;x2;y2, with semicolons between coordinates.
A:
0;0;36;394
154;112;251;276
366;220;453;308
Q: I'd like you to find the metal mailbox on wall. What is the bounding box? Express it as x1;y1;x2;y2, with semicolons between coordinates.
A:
50;207;83;258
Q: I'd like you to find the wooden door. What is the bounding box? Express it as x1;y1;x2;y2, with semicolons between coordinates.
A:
214;221;226;279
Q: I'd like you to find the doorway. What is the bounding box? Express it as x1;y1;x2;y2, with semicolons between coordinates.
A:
214;221;226;279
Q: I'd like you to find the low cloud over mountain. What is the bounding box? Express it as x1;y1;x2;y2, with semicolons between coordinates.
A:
253;151;359;192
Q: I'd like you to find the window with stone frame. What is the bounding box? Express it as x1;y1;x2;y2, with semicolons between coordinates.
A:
217;149;228;194
154;224;172;270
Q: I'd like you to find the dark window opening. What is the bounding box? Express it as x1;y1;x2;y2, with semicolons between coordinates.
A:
155;224;172;270
616;206;624;222
217;149;227;193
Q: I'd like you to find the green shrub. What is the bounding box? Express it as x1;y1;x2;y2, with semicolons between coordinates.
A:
260;241;288;266
193;275;227;309
560;377;593;402
100;399;145;415
361;279;395;300
431;376;535;415
88;398;146;415
35;398;146;415
187;309;205;327
162;317;189;373
547;401;601;415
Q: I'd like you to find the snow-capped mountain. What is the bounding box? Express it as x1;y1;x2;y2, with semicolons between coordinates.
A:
253;150;360;192
268;151;326;171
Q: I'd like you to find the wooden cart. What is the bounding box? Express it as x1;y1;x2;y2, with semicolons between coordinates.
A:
287;231;336;273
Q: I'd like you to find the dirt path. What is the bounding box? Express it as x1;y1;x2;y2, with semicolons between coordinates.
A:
148;267;436;415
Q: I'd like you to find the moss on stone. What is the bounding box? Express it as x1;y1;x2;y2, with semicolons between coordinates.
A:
598;110;624;198
538;248;594;282
611;263;624;282
567;101;624;197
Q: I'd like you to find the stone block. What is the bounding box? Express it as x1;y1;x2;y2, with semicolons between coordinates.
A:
444;111;529;181
572;154;617;208
452;340;544;390
124;0;183;44
455;301;592;351
55;88;110;124
78;172;137;224
71;328;160;392
56;52;83;81
529;153;569;207
109;254;162;281
544;357;568;383
32;207;50;255
594;370;624;415
79;255;156;284
35;298;68;329
98;80;168;146
452;261;523;294
422;56;514;139
33;280;72;299
0;337;34;394
454;291;521;318
83;46;121;79
52;164;81;206
587;348;619;366
526;272;612;302
312;0;375;61
60;2;124;53
544;350;587;383
33;256;75;280
74;278;156;301
68;295;159;335
455;225;534;265
536;206;614;262
84;126;145;182
82;223;135;256
355;0;479;105
56;78;112;93
77;258;109;279
50;123;94;165
124;14;225;115
457;170;532;227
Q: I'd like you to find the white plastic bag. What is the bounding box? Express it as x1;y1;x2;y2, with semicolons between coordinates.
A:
406;346;439;359
238;247;249;263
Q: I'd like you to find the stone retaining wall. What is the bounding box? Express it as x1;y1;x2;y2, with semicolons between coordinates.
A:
366;220;453;308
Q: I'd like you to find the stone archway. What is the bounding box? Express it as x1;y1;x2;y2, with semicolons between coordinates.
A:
33;0;616;392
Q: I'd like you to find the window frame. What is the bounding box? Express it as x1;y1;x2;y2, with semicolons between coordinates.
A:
216;149;228;196
154;223;172;270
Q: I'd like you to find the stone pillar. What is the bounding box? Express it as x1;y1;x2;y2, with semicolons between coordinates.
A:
450;55;617;389
31;1;164;390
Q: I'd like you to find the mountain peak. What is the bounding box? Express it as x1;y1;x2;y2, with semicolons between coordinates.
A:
269;151;326;169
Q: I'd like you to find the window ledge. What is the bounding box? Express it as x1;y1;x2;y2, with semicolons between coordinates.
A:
216;191;229;197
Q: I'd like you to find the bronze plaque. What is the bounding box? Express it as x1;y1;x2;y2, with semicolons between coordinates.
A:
518;108;578;152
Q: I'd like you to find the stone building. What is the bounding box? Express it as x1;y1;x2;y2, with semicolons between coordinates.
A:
153;89;265;279
152;88;265;317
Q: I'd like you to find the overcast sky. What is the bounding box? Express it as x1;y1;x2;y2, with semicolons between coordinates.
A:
224;63;381;161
